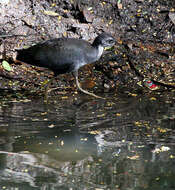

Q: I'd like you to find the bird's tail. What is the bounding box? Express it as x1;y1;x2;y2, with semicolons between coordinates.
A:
16;49;33;64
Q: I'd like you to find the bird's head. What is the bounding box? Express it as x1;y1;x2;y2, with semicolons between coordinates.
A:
93;32;116;48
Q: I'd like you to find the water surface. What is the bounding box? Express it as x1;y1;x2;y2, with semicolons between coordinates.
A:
0;93;174;190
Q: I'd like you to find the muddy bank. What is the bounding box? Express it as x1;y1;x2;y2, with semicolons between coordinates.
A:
0;0;174;97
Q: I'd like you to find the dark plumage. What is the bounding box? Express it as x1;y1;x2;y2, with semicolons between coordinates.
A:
17;32;116;99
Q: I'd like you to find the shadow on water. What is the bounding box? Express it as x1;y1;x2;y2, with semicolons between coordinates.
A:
0;93;175;189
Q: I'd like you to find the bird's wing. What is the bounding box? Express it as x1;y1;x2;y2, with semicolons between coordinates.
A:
34;39;89;71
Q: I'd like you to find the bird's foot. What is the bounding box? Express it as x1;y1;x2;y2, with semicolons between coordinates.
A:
77;87;105;99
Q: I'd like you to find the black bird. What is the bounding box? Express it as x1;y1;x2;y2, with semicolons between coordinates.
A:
17;32;115;98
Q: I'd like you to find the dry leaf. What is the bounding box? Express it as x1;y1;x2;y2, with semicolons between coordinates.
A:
43;10;59;16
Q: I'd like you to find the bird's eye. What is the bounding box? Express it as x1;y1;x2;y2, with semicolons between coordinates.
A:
108;39;114;44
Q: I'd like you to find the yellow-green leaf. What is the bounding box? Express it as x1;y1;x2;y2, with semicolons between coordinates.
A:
2;60;12;71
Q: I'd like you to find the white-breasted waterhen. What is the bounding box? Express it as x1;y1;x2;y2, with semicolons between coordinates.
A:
17;33;116;99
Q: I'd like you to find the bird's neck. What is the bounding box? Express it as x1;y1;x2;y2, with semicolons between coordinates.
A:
96;45;104;60
85;41;104;63
92;37;104;57
92;43;104;61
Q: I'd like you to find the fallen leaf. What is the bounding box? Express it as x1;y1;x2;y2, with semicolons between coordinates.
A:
127;155;139;160
150;97;156;101
61;140;64;146
97;113;106;117
61;96;68;99
48;124;55;128
117;0;122;9
152;146;170;153
109;19;113;25
170;155;175;159
43;10;59;16
89;130;100;135
82;79;95;89
2;60;13;71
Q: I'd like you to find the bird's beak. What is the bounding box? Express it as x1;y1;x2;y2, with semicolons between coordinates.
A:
104;46;112;50
104;39;116;50
104;44;115;50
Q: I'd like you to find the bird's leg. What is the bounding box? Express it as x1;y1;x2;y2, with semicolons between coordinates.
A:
73;71;105;99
